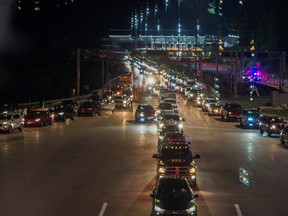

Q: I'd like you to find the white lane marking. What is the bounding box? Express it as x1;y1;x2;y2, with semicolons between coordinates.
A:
98;203;108;216
235;204;243;216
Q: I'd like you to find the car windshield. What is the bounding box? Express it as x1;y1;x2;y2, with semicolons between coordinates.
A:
137;105;153;112
230;104;242;109
81;102;93;107
268;118;284;123
0;114;12;120
161;148;192;159
158;103;173;110
206;99;217;103
26;111;45;117
157;185;192;200
163;115;180;121
54;105;65;111
247;110;260;116
164;100;176;104
114;96;125;99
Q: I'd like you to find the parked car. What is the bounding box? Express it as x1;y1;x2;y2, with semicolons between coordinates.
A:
220;102;243;121
77;100;102;116
150;176;199;216
135;104;155;123
240;108;261;128
207;103;222;116
259;114;285;136
161;98;179;111
0;112;24;133
52;104;75;122
201;97;218;112
280;124;288;145
24;109;53;127
113;95;131;109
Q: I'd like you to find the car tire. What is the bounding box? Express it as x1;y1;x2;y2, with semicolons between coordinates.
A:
7;126;12;134
260;128;264;134
280;138;285;145
267;132;272;137
19;124;24;131
62;116;66;122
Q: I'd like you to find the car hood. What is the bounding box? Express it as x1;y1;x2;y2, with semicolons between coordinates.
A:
156;199;195;211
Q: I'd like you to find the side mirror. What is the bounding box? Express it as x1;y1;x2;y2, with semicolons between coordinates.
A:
193;154;200;159
193;194;199;199
152;154;159;159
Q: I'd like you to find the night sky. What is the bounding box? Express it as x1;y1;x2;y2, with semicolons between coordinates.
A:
0;0;287;103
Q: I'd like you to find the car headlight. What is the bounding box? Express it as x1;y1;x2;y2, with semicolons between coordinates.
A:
58;112;64;115
248;117;254;121
159;123;164;128
270;125;276;129
159;136;164;140
178;123;183;129
190;167;196;174
214;109;219;113
228;112;233;115
186;205;196;213
154;205;165;214
123;100;127;104
140;112;144;117
158;166;166;174
35;118;41;122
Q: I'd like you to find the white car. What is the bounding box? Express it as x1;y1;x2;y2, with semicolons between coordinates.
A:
0;112;24;133
162;98;179;111
202;97;219;111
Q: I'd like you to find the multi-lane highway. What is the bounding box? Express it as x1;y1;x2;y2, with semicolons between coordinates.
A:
0;88;288;216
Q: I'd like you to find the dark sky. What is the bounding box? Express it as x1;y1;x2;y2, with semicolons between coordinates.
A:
0;0;276;53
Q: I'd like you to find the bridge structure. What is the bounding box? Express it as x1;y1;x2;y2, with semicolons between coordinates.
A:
107;29;238;51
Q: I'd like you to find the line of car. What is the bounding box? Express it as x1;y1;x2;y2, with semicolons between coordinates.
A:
134;79;201;215
200;100;288;145
0;87;134;134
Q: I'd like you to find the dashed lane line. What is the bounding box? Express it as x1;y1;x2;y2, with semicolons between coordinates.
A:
98;203;108;216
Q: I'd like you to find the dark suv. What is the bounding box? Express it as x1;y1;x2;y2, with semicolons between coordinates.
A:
150;176;199;216
259;114;285;136
240;108;261;128
52;104;75;122
77;100;101;116
135;104;155;123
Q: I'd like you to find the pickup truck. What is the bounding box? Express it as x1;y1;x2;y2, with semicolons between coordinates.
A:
152;143;200;187
220;102;243;121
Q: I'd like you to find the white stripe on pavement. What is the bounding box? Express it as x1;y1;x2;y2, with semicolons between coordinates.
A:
235;204;243;216
98;203;108;216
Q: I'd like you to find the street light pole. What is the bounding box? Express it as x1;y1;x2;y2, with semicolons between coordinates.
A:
76;48;81;97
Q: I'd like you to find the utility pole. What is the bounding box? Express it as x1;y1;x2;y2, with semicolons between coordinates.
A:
280;52;286;92
76;48;81;97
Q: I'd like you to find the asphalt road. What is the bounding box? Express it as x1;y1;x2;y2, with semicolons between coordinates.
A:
1;91;288;216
